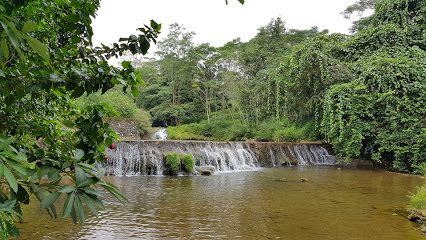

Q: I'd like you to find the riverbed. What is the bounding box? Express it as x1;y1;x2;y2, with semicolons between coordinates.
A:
18;166;425;239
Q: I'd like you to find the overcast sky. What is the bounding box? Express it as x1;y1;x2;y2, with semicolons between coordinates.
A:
92;0;370;58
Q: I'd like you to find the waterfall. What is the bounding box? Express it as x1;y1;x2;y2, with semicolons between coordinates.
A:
151;128;168;140
104;140;337;176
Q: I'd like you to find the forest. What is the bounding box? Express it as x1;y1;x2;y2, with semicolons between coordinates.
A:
0;0;425;238
81;1;425;174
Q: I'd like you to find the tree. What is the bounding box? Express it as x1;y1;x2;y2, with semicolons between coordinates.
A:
154;23;196;125
322;0;426;172
0;0;160;238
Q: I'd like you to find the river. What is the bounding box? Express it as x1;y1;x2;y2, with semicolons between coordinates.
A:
17;166;425;239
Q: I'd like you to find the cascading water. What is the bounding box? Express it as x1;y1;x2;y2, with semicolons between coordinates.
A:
151;128;168;140
104;140;337;176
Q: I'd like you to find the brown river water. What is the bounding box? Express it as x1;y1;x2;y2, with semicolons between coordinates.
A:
17;166;425;239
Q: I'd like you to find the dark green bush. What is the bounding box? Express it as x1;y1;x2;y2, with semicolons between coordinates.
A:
165;153;180;175
181;154;194;173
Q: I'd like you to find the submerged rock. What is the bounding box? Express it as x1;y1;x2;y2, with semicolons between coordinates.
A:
301;178;309;182
408;210;426;222
196;166;215;176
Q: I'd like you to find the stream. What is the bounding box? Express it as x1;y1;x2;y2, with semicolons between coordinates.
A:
17;166;425;239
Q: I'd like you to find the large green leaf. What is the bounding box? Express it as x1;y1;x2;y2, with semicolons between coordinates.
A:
0;19;20;50
22;20;37;33
76;177;98;188
5;159;27;175
1;38;9;59
58;185;75;193
0;136;13;151
131;85;139;98
0;163;4;176
73;149;85;160
75;166;86;185
40;191;61;209
79;193;99;217
3;167;18;193
62;192;75;218
23;35;50;62
75;195;85;225
104;138;112;147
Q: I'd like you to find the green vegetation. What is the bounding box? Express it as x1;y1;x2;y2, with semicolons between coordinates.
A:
134;0;425;174
165;153;180;175
167;113;316;142
181;155;194;173
0;0;424;237
0;0;160;238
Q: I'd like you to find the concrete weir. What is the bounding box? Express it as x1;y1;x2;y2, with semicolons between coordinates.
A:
103;140;337;176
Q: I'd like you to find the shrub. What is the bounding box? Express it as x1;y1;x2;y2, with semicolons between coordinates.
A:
74;85;138;118
166;125;207;140
408;185;426;213
273;127;305;142
181;155;194;173
165;153;180;175
133;109;152;137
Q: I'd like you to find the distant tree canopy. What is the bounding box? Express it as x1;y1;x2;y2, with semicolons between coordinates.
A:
134;0;424;173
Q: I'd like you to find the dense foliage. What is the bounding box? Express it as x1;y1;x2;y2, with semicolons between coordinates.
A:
0;0;160;238
181;154;194;173
165;153;180;175
131;0;425;174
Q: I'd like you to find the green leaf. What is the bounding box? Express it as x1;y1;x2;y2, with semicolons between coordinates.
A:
70;205;77;224
62;192;75;218
79;193;99;217
67;14;79;24
0;199;16;210
62;120;75;128
0;163;4;176
74;149;84;160
36;165;42;181
3;167;18;193
131;85;139;98
75;195;85;225
58;185;75;193
1;38;9;59
15;152;27;161
97;168;106;179
0;136;13;151
105;137;113;147
77;177;98;188
53;0;65;6
0;69;5;77
47;168;61;183
40;191;61;209
22;20;38;33
5;159;27;175
75;166;86;185
23;35;50;62
0;20;20;50
121;61;131;69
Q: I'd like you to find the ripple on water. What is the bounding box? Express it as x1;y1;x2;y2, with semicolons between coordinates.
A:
16;166;426;240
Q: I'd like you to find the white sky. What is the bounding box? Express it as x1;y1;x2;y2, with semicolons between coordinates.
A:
92;0;370;59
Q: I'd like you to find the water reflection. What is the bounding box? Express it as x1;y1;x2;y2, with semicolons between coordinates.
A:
18;166;425;239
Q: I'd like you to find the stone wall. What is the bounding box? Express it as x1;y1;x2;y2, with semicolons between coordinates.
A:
105;119;141;139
